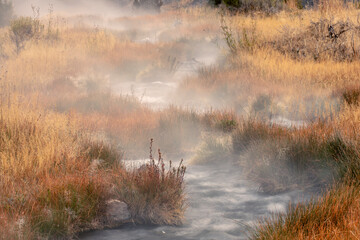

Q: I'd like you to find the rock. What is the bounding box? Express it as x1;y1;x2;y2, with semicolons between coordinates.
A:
106;200;131;225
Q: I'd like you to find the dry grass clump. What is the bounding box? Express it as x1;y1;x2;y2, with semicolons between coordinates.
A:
232;120;336;193
231;115;360;192
272;18;360;61
234;49;360;89
113;139;187;225
0;104;187;238
233;117;360;235
0;105;113;239
337;84;360;107
232;119;286;153
0;106;82;177
28;174;109;238
251;184;360;240
203;110;238;132
191;134;233;164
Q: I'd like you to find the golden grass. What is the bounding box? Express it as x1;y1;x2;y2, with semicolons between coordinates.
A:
0;3;359;238
0;105;81;176
233;50;360;88
252;184;360;240
0;105;109;238
0;10;203;237
207;4;360;238
178;5;360;123
171;4;360;238
0;102;188;238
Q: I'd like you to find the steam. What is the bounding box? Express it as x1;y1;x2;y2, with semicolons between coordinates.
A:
4;1;338;237
12;0;132;17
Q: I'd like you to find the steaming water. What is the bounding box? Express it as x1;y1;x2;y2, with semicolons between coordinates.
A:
73;9;312;239
113;40;221;109
80;32;312;239
81;161;310;240
270;116;307;128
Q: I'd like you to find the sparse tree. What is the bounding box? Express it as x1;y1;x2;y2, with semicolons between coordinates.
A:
10;17;40;54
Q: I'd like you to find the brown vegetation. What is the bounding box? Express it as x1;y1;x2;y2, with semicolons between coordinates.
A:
114;139;186;225
0;0;359;239
0;8;209;238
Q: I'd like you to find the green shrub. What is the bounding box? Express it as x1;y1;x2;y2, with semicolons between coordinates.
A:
0;0;13;27
10;16;42;54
